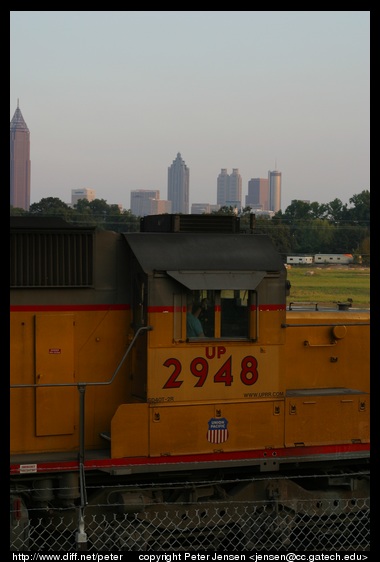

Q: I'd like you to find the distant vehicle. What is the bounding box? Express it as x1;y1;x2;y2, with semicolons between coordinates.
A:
286;256;314;265
287;253;354;265
314;253;354;265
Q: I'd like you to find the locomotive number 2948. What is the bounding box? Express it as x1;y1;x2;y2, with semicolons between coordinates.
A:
162;355;258;389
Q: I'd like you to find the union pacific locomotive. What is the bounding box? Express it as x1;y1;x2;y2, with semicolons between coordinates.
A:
10;214;370;551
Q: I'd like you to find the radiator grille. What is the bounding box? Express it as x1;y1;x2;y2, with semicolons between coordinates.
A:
140;214;241;233
10;230;94;288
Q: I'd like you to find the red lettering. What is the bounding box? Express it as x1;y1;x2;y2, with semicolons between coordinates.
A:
190;357;209;387
163;358;183;388
240;356;258;385
162;355;258;389
213;356;233;386
217;346;226;358
205;347;216;359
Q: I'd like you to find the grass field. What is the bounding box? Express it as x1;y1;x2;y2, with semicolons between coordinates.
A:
286;266;370;308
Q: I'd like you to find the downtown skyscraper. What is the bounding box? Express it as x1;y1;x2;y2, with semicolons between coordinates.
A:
246;178;269;210
217;168;242;210
268;170;281;213
167;153;189;214
10;101;31;211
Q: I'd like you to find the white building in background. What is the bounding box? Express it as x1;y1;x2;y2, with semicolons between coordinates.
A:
150;199;172;215
71;188;96;206
131;189;172;216
251;209;275;218
131;190;160;217
191;203;220;214
191;203;211;214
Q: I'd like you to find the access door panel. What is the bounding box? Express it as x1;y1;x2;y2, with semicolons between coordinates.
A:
35;314;75;436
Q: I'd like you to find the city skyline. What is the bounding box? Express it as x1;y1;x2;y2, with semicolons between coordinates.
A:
10;12;370;211
10;102;284;213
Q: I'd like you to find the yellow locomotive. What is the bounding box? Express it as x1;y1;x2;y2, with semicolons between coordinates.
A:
10;214;370;551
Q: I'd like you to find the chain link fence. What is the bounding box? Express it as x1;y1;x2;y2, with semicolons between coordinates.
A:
10;489;370;552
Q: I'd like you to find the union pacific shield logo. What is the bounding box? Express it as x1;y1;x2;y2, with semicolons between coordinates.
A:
207;417;229;444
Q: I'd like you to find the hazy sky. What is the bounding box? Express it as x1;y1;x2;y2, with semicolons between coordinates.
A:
10;11;370;211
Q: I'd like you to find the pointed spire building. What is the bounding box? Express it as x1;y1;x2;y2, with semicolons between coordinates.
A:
10;101;31;210
167;153;189;214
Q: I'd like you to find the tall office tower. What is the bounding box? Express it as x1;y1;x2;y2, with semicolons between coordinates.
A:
245;178;269;210
71;188;96;206
227;168;242;210
10;101;31;211
268;170;281;213
217;169;229;207
217;168;242;210
167;153;189;214
131;189;160;217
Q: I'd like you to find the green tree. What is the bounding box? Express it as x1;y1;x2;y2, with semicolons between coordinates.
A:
29;197;74;219
11;189;370;262
282;200;313;222
324;198;345;222
10;206;29;216
346;190;370;225
252;216;292;257
118;209;140;232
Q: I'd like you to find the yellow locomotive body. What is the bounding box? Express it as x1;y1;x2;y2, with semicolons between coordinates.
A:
10;215;369;551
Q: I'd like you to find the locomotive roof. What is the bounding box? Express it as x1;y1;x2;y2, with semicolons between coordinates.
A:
123;232;284;289
10;216;96;230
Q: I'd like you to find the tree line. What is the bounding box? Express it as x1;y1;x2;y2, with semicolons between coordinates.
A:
10;189;370;264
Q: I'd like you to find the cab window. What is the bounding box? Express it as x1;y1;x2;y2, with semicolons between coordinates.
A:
185;289;250;340
221;289;249;337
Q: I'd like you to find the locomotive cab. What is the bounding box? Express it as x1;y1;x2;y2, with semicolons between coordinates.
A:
110;216;288;459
